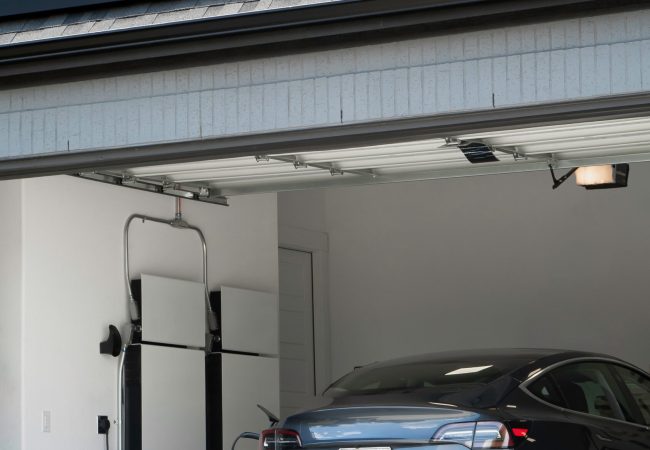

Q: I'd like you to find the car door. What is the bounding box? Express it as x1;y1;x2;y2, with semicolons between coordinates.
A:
521;373;599;450
605;363;650;449
549;362;648;450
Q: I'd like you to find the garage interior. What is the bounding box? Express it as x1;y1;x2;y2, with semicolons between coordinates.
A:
1;1;650;449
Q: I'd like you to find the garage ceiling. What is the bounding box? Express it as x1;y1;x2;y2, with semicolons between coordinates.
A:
79;116;650;199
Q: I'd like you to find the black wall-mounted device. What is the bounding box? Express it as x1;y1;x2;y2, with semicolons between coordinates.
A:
100;325;122;357
98;415;110;435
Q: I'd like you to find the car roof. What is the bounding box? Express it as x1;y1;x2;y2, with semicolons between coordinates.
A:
325;348;632;409
364;348;615;372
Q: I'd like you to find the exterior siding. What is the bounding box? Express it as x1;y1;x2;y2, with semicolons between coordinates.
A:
2;9;650;158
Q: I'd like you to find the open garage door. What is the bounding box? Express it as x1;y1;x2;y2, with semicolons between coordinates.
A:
75;114;650;199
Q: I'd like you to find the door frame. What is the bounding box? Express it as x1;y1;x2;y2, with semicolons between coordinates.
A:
279;225;331;396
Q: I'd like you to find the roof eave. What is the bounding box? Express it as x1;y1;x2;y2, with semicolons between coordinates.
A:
0;0;648;87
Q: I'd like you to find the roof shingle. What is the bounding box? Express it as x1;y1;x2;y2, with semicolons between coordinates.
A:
0;0;342;47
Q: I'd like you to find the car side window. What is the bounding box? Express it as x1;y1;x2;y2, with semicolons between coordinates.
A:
543;363;625;421
528;375;566;408
612;365;650;426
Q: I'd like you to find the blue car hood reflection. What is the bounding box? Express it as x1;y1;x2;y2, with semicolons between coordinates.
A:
284;406;479;443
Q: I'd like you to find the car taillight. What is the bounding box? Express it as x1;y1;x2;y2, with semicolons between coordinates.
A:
259;429;302;450
511;428;528;438
432;422;514;449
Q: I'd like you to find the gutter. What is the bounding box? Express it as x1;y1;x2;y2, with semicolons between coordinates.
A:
0;0;648;86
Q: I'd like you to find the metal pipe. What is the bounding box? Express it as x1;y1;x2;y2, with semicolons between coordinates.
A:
116;346;125;450
123;213;216;328
124;214;172;321
116;325;133;450
186;223;217;332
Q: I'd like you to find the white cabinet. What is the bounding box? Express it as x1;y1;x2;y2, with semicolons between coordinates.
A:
125;277;280;450
141;274;205;348
213;286;279;356
207;353;280;450
141;345;206;450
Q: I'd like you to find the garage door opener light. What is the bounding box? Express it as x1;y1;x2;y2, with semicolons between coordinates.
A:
575;164;629;189
549;164;629;190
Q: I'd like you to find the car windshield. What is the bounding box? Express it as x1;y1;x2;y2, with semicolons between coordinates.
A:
326;359;525;397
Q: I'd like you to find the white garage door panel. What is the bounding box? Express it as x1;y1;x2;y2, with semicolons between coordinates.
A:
112;116;650;197
141;345;206;450
141;274;205;348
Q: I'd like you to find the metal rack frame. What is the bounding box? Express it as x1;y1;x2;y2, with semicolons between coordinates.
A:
117;212;216;450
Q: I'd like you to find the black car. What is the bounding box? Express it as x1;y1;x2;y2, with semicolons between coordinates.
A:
262;349;650;450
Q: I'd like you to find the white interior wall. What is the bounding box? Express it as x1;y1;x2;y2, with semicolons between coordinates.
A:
279;163;650;382
15;175;277;450
0;180;23;450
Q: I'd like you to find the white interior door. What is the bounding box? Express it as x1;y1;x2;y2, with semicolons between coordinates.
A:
279;248;316;419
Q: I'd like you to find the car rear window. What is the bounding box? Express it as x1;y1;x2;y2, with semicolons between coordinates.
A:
326;359;526;397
